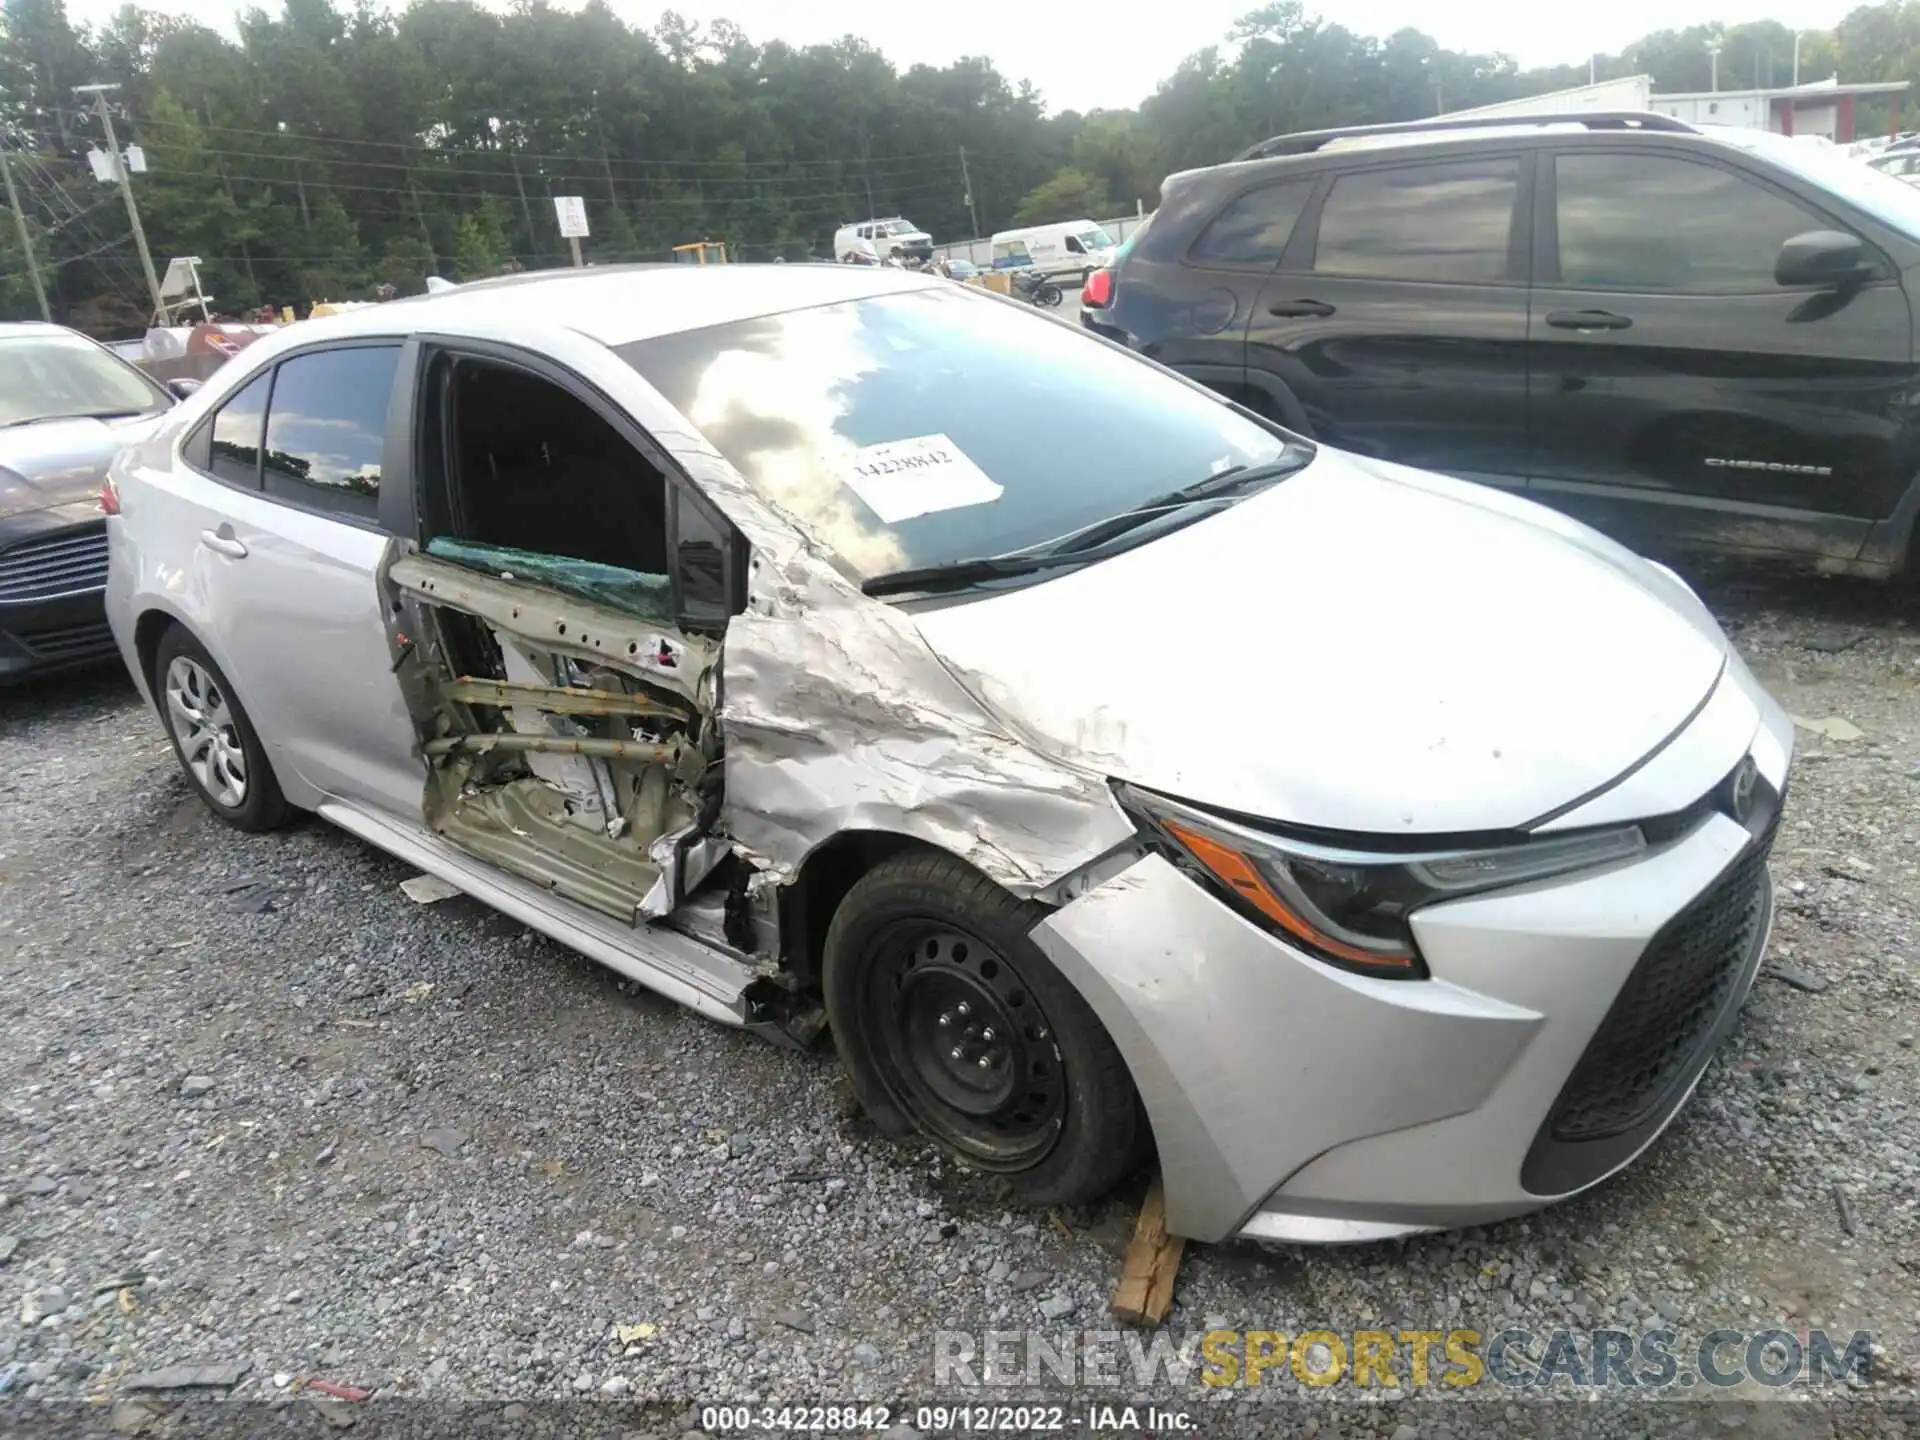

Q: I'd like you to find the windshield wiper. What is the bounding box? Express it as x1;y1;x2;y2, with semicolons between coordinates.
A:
860;453;1311;599
1015;453;1312;560
2;408;147;429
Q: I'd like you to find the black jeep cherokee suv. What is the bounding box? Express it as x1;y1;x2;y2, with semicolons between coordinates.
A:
1082;112;1920;577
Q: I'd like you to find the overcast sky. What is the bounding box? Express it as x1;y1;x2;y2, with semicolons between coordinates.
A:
62;0;1862;113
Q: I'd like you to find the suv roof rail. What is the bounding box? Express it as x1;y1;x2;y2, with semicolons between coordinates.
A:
1232;111;1697;163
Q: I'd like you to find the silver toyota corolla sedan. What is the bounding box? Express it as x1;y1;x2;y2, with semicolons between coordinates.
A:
104;265;1792;1245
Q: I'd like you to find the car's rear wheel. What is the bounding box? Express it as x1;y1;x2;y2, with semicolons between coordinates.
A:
153;626;291;832
823;850;1148;1205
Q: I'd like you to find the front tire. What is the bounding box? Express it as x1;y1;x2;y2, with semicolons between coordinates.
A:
823;851;1147;1206
153;626;291;833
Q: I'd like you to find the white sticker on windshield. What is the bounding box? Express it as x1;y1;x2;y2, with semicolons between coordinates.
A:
831;434;1004;525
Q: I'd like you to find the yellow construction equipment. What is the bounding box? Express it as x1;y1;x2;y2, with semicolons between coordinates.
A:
672;241;728;265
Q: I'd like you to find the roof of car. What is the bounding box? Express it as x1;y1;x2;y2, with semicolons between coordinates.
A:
1232;110;1696;162
0;321;86;341
292;262;939;348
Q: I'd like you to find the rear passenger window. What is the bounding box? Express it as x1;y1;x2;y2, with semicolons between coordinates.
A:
1189;180;1316;266
1554;153;1830;293
1313;158;1520;282
207;373;269;488
261;346;400;518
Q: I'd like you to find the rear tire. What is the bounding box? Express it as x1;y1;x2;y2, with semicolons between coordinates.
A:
153;626;292;833
823;850;1148;1206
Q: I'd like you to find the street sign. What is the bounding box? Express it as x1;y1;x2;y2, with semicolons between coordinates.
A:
553;196;589;238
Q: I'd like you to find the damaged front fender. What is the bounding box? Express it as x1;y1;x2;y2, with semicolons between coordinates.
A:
718;557;1136;896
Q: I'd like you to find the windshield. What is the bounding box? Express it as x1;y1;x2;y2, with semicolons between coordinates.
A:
1077;227;1116;250
1716;129;1920;238
0;332;169;427
881;219;919;237
621;287;1290;583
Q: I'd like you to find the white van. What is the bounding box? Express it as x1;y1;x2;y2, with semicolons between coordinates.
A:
988;220;1118;281
833;218;933;264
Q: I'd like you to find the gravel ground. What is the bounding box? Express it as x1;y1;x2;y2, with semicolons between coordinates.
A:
2;566;1919;1435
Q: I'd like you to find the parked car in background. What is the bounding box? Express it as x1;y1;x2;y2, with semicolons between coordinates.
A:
1083;111;1920;578
989;220;1118;283
106;264;1789;1244
935;257;981;281
1866;150;1920;185
1;322;175;681
834;217;934;265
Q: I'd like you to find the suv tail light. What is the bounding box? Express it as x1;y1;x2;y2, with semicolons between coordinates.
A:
1082;268;1114;309
99;475;120;516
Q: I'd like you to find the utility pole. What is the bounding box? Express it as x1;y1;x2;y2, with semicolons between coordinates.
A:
0;135;50;321
406;176;437;265
1793;31;1803;87
1706;41;1722;94
75;84;163;324
508;147;536;254
958;145;979;238
1589;54;1597;86
858;116;876;221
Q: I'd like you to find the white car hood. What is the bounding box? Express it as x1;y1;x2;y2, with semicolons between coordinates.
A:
911;450;1730;836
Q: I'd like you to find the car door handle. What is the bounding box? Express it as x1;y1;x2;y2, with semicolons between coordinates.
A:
199;528;248;559
1268;299;1336;318
1546;309;1633;331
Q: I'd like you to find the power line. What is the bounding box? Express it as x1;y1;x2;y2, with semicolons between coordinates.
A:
209;169;968;210
0;226;137;282
10;147;151;299
131;113;990;175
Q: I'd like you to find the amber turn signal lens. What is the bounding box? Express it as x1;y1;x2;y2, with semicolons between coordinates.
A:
1161;818;1417;971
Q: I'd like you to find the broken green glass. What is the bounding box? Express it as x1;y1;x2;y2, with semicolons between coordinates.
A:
424;537;676;626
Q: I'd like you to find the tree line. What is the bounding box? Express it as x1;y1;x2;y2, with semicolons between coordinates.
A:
0;0;1916;330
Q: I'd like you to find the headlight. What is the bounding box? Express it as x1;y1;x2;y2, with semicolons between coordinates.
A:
1118;784;1646;978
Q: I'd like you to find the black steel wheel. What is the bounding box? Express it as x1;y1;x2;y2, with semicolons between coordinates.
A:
823;850;1149;1206
867;920;1067;1169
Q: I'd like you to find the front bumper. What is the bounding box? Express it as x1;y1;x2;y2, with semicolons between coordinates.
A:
1030;686;1791;1245
0;518;116;683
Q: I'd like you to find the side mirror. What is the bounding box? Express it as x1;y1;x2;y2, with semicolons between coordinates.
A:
166;377;202;400
1776;230;1867;288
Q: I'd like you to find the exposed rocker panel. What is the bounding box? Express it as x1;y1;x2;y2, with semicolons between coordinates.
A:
316;799;756;1026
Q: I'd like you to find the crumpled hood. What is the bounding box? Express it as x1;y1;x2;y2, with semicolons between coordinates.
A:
0;414;159;521
911;449;1731;836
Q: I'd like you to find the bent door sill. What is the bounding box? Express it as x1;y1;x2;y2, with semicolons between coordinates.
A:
316;798;756;1027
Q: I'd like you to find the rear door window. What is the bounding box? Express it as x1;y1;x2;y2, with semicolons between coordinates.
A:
1312;157;1522;282
260;346;401;519
1188;179;1317;267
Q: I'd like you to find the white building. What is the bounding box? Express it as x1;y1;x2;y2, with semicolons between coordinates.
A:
1443;73;1909;144
1651;77;1907;142
1446;76;1654;119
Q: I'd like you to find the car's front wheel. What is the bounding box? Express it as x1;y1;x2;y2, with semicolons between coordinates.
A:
153;626;291;832
823;850;1148;1205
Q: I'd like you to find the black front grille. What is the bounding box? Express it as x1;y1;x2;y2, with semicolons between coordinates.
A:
16;618;116;660
0;524;110;603
1548;813;1779;1143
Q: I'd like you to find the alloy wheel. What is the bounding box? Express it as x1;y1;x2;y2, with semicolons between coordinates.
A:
164;655;248;809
